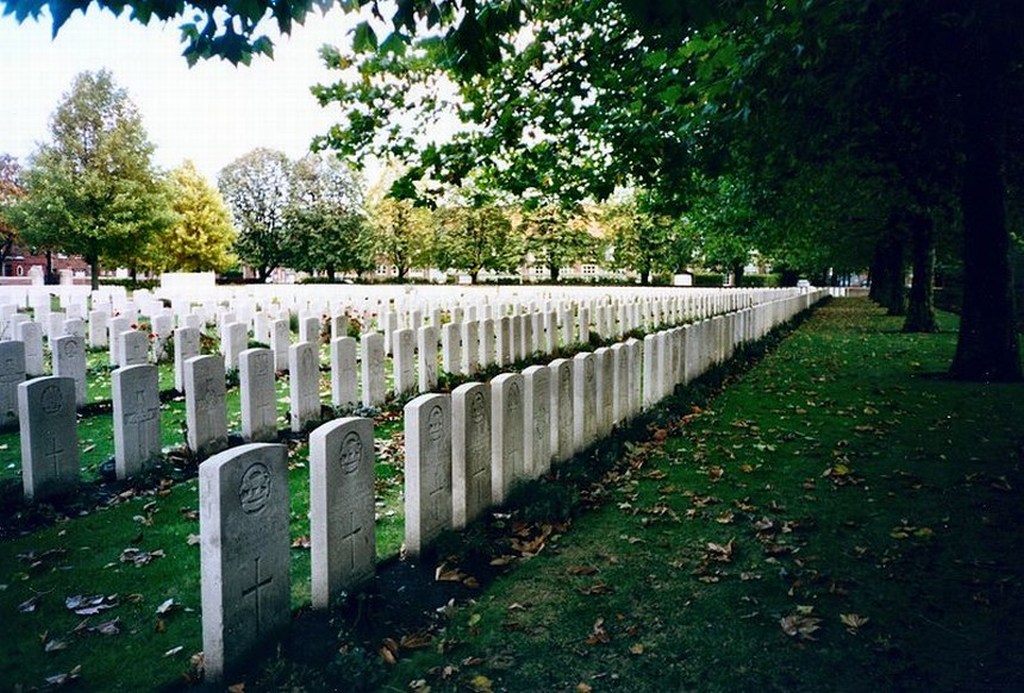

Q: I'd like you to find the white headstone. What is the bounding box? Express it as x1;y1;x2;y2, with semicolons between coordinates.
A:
289;342;321;433
573;352;597;451
174;327;201;393
548;358;574;463
112;364;162;479
404;393;452;557
299;315;321;345
270;319;290;372
330;337;358;409
184;355;229;459
490;372;525;504
19;376;79;501
451;382;491;529
461;321;479;375
239;348;278;443
222;322;248;371
200;443;290;684
118;329;149;367
0;341;26;427
309;417;376;608
523;365;552;478
417;326;438;393
108;316;130;366
16;321;44;376
88;310;109;348
52;335;87;407
393;328;416;396
360;333;386;408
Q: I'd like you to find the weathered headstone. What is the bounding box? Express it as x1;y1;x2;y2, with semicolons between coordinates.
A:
222;322;248;371
461;320;479;375
330;313;349;341
330;337;358;409
119;329;149;367
299;315;321;345
404;393;452;557
270;319;290;372
184;355;229;459
173;327;201;393
19;376;79;501
573;352;597;451
360;333;386;407
151;313;174;362
62;317;86;341
88;310;108;348
610;343;628;426
451;382;491;529
642;334;658;410
309;417;376;608
480;318;495;368
289;342;321;433
52;335;87;407
108;316;130;366
239;348;278;443
112;364;162;479
548;358;574;463
200;443;290;684
496;316;512;366
490;372;525;504
393;328;416;395
417;326;438;393
522;365;552;478
594;347;613;438
16;321;44;376
441;323;459;375
0;341;25;427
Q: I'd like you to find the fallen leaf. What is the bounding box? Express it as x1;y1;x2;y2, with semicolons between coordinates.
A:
468;674;493;692
585;617;611;645
629;642;645;655
579;583;615;596
18;595;41;613
44;638;69;652
840;613;870;633
780;608;822;640
164;645;185;658
65;594;118;616
156;598;178;616
567;565;599;576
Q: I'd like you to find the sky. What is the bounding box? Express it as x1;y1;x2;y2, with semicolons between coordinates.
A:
0;5;370;183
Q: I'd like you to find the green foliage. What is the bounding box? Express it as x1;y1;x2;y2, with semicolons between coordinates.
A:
367;196;433;281
7;70;174;288
692;272;725;287
520;204;597;282
154;160;237;273
602;190;694;283
0;153;22;268
432;192;521;282
284;152;373;279
218;147;291;282
738;273;781;288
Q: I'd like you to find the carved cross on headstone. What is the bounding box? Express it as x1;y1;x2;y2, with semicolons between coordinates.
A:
125;388;159;460
45;435;64;477
241;556;273;635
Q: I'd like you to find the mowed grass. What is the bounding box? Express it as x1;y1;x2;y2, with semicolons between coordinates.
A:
384;299;1024;692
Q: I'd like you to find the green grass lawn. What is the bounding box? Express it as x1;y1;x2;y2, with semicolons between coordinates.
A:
378;299;1024;692
2;299;1021;691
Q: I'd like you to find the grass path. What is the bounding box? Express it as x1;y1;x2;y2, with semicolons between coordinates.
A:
383;299;1024;692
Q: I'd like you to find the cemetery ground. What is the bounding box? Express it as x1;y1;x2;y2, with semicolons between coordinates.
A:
1;298;1022;691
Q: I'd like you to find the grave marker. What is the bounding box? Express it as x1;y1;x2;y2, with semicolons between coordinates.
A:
491;373;525;503
404;393;452;557
112;364;162;479
451;382;491;529
184;355;229;459
19;376;79;501
239;348;278;442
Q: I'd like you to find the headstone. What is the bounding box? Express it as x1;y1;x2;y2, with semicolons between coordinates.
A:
573;352;597;451
309;417;376;608
270;319;290;371
479;318;495;368
119;329;149;367
151;313;174;362
393;328;416;395
461;321;479;375
441;323;459;375
523;365;552;478
360;333;386;407
88;310;109;348
451;382;491;529
112;364;162;479
404;393;452;557
610;343;628;426
548;358;574;463
16;321;44;376
174;327;201;393
300;315;321;345
222;322;248;371
543;310;557;354
184;355;229;459
19;376;79;501
239;348;278;443
330;313;350;341
108;316;130;366
330;337;358;409
0;341;25;427
496;316;512;366
289;342;321;433
62;317;86;341
594;347;614;437
200;443;290;684
52;335;87;407
490;372;525;504
642;334;658;409
417;326;438;393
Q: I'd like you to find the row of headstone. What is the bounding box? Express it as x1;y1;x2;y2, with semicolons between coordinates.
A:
194;290;828;681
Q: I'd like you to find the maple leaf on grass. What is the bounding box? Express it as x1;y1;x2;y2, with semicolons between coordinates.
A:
780;607;823;640
840;613;870;634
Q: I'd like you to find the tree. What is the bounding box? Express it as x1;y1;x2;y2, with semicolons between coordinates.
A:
433;192;521;283
218;148;291;282
367;197;433;282
152;161;237;273
284;153;373;280
520;204;597;283
603;190;694;285
0;154;22;274
7;70;172;289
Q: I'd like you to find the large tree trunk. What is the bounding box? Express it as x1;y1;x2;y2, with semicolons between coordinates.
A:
949;33;1021;381
549;263;560;283
88;254;99;292
903;213;938;333
869;230;906;315
731;261;745;288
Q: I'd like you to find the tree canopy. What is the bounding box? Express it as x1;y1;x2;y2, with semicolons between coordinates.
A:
7;70;173;289
155;161;237;273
